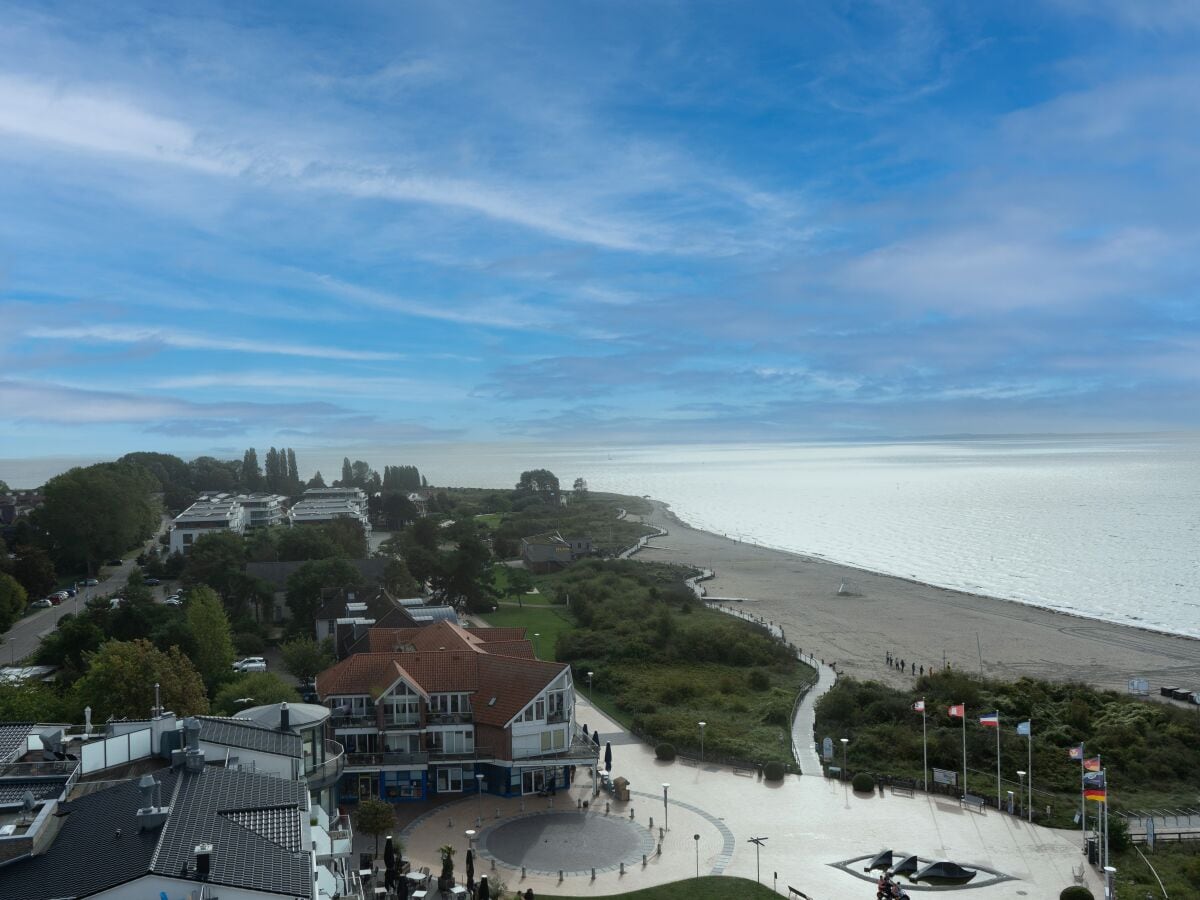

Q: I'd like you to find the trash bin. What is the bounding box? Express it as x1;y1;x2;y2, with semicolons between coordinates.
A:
613;777;630;802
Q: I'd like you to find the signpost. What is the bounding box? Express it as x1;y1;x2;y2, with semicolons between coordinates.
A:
821;737;833;762
1127;678;1149;696
933;768;958;787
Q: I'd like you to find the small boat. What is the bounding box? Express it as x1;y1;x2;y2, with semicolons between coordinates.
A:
913;860;977;885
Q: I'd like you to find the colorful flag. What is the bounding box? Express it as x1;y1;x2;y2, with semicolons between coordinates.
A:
948;703;965;718
1084;757;1102;772
1083;770;1107;802
1069;745;1084;760
1016;721;1031;736
979;711;999;727
912;700;925;713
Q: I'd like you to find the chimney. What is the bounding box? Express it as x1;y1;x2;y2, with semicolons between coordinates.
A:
136;774;170;830
279;702;290;732
193;843;213;878
182;717;205;773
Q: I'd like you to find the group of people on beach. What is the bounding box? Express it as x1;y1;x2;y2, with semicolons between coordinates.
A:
885;651;950;678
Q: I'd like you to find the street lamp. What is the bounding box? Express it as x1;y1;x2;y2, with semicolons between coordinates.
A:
840;737;849;779
475;774;484;824
747;836;767;884
693;833;700;878
1016;770;1026;819
587;671;593;702
698;722;706;762
1103;865;1116;900
533;632;540;658
662;783;670;832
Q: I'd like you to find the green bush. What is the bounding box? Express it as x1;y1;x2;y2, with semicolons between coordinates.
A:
763;761;785;781
1058;887;1093;900
655;743;676;761
748;669;770;691
851;772;875;792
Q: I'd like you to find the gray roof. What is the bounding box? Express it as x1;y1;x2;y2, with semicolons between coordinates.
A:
197;717;302;758
236;702;330;731
247;557;390;591
0;778;68;806
0;766;312;899
0;723;35;764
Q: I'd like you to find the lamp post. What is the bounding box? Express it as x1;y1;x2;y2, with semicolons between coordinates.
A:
693;833;700;878
533;632;540;658
475;774;484;824
1016;770;1026;819
662;783;670;832
1103;865;1116;900
747;836;767;884
698;722;706;762
587;671;593;702
840;737;849;780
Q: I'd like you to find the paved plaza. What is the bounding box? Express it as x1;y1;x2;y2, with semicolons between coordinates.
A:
398;693;1104;898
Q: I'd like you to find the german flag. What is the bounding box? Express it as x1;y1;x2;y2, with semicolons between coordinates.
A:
1083;770;1106;803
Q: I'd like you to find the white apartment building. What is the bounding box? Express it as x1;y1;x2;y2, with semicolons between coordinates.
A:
236;492;288;528
168;497;245;555
290;487;371;533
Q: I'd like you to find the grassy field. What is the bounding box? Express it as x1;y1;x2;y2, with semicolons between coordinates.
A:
480;603;573;661
537;876;780;899
1112;842;1200;897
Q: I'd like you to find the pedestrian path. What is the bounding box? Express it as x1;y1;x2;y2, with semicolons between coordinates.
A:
792;657;837;776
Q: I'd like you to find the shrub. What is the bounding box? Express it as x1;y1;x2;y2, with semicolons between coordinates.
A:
234;631;265;655
851;772;875;792
748;669;770;691
1059;887;1094;900
763;761;785;781
655;742;676;761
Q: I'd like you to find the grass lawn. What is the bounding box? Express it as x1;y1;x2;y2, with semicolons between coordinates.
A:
1112;842;1200;897
480;604;573;661
537;876;780;899
474;512;504;529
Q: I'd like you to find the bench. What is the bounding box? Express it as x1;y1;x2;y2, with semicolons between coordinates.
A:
891;780;915;798
960;794;986;813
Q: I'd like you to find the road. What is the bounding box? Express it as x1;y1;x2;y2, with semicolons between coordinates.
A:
3;517;173;665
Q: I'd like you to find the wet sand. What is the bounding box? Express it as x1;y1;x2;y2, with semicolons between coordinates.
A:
633;501;1200;692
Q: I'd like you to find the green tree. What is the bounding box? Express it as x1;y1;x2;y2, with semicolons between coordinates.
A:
286;448;300;492
286;558;362;627
264;447;282;492
325;519;368;558
213;672;300;715
37;614;106;679
516;469;559;492
0;680;69;721
123;568;154;606
276;526;341;562
242;448;263;492
182;531;247;599
36;462;160;574
381;493;419;529
432;528;493;613
118;452;194;511
383;557;422;598
340;457;353;487
11;546;55;601
280;637;335;683
186;586;236;688
0;479;9;493
355;797;395;856
74;639;209;720
189;456;239;491
0;573;27;632
307;470;326;489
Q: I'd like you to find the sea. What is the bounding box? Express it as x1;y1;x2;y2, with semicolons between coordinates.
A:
4;433;1199;639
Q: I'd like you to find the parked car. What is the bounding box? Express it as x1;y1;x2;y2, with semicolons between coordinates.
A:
232;657;268;673
143;578;161;586
164;598;182;607
65;586;77;597
109;597;124;609
106;559;123;567
83;577;99;586
30;598;53;609
50;590;69;601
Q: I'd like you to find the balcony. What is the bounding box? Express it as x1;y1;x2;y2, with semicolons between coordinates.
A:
547;708;566;724
331;714;377;729
426;712;473;726
345;751;429;769
428;744;493;762
306;739;345;791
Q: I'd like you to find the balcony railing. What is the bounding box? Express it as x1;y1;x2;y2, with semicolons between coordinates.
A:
428;744;493;761
346;751;429;768
426;711;473;725
306;739;345;790
327;812;353;844
547;708;566;724
331;714;377;729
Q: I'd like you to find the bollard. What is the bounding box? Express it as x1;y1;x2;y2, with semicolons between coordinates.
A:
620;862;625;876
549;798;554;810
642;854;647;867
605;802;610;815
629;809;634;820
448;817;453;828
591;868;596;881
490;858;495;871
657;841;662;857
495;807;500;819
476;816;481;828
520;799;525;812
577;798;582;809
558;870;563;882
521;867;525;879
649;816;653;830
658;826;664;840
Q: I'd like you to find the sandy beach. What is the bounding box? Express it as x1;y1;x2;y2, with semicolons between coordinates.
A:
633;501;1200;692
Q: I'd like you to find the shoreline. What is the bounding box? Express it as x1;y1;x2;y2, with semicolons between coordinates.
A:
633;500;1200;692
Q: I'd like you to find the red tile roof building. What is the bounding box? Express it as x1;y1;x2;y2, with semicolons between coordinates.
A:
315;621;597;803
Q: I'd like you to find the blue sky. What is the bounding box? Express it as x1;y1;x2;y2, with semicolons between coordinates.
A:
2;0;1199;459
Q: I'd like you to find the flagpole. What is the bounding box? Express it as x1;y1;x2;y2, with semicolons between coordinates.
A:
1026;718;1032;823
922;699;928;793
961;706;967;796
995;714;1001;811
1079;747;1085;844
1103;767;1109;871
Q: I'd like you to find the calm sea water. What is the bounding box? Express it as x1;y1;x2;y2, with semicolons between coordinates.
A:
5;434;1198;637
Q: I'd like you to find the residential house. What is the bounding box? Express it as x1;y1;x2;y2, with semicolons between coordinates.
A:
520;530;592;573
316;621;596;804
290;487;371;533
245;558;391;625
168;496;245;555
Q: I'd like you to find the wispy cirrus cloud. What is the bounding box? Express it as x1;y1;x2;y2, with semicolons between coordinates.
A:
25;324;399;361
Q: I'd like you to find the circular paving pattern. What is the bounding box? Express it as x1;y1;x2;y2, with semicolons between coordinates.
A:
476;811;655;875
